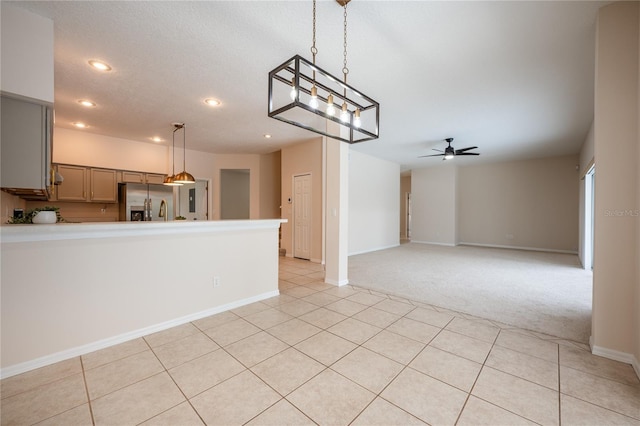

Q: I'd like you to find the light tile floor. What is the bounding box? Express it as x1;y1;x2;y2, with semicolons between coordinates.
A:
2;257;639;425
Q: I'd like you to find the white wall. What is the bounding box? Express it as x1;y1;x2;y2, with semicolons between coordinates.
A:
592;1;639;366
458;155;579;252
411;165;458;245
0;221;280;375
348;149;400;255
0;4;54;103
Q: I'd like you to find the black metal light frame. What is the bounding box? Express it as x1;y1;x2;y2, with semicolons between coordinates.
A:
268;55;379;144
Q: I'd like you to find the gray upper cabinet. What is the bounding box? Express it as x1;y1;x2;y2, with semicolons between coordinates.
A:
0;95;52;200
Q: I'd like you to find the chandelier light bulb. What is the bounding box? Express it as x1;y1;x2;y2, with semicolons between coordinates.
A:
354;109;361;128
309;86;319;109
326;94;336;116
290;78;297;101
340;102;349;123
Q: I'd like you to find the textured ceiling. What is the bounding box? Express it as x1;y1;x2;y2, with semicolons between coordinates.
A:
9;1;606;170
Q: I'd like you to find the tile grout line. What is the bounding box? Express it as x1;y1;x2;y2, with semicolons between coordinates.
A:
80;356;96;426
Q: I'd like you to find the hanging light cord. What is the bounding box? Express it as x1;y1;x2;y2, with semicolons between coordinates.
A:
182;124;187;171
172;126;178;176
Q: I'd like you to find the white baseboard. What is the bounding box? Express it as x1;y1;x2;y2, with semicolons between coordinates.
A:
591;345;640;379
459;242;578;255
349;243;400;257
310;258;323;264
0;290;280;380
325;278;349;286
411;240;457;247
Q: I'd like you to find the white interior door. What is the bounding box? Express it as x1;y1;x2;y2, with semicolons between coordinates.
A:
293;174;311;260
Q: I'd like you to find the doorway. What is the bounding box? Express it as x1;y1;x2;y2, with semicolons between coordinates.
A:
221;169;250;219
584;165;595;270
293;173;311;260
177;179;209;220
406;192;412;240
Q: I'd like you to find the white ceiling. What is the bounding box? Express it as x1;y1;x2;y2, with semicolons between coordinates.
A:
10;1;606;170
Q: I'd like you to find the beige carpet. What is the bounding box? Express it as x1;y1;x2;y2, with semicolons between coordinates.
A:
348;243;593;343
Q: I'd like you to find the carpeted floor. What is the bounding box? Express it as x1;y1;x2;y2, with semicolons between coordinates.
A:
348;243;593;343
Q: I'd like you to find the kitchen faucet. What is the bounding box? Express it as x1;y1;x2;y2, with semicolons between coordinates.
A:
159;199;168;222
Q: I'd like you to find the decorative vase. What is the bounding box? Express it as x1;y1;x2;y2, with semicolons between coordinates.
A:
32;211;57;224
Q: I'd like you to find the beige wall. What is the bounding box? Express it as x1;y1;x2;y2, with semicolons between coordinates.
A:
592;1;639;365
400;175;411;239
281;138;323;262
259;151;282;219
411;165;458;245
348;149;400;255
220;170;250;219
458;155;579;252
0;222;280;372
636;0;640;373
54;128;168;173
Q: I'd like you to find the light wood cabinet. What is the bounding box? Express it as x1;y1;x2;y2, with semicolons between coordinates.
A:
145;174;165;184
119;171;165;184
55;165;117;202
55;165;87;201
90;168;117;202
120;171;144;184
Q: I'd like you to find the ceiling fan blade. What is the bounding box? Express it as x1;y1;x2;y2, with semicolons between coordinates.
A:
457;152;480;156
432;148;444;152
418;153;445;158
455;146;478;153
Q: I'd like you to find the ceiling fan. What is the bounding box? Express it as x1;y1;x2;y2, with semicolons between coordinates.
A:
419;138;480;160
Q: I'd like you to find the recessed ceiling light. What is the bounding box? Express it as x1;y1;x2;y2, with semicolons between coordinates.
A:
204;98;221;107
150;136;164;143
77;99;96;107
73;122;88;129
263;134;272;139
88;60;112;71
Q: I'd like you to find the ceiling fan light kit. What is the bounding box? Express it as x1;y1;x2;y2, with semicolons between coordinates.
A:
419;138;480;160
268;0;379;144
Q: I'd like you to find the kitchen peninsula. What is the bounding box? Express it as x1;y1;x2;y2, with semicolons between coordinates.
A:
0;219;284;378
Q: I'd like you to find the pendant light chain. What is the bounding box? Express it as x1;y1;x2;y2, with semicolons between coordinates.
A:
342;3;349;85
311;0;317;65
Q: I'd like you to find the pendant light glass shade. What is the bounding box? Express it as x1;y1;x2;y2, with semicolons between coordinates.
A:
173;123;196;184
164;125;183;186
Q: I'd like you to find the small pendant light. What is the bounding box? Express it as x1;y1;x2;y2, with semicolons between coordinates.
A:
173;123;196;184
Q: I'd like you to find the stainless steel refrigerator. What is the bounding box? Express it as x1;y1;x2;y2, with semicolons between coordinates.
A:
119;183;174;221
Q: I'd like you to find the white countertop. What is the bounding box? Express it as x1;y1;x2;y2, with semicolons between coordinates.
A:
0;219;286;243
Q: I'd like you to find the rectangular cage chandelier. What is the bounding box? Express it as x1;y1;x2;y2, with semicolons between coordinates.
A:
267;0;379;144
268;55;379;144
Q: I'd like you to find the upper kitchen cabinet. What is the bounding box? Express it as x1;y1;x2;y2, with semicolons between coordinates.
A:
90;169;117;202
1;4;54;103
55;165;87;201
119;171;166;185
1;95;53;200
55;165;118;203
